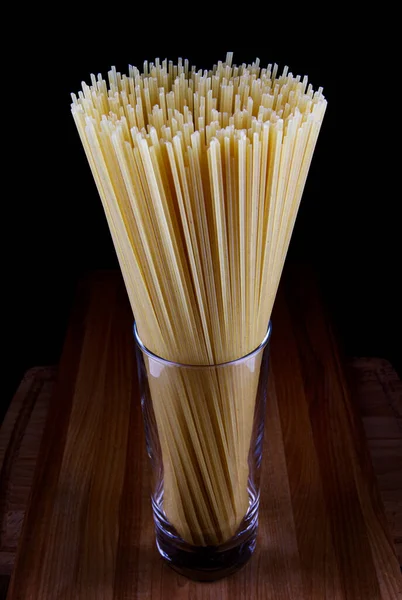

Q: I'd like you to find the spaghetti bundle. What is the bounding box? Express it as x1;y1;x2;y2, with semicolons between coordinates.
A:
71;53;326;545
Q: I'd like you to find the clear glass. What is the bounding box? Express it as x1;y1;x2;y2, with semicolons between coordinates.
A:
134;322;272;581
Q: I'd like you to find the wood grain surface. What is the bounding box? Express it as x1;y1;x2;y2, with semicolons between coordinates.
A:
6;267;402;599
1;360;401;599
347;358;402;565
0;367;56;580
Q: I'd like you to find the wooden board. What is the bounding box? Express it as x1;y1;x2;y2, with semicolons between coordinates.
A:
0;368;56;581
5;267;402;599
1;359;401;588
346;358;402;565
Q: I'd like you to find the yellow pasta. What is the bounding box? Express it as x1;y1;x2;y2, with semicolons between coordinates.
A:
71;53;327;545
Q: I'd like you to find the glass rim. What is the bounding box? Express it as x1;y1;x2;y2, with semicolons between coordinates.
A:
133;321;272;369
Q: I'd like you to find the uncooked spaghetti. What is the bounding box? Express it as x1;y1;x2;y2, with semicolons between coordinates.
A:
71;53;326;545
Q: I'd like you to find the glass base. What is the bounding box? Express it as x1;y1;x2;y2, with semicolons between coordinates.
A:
152;490;259;582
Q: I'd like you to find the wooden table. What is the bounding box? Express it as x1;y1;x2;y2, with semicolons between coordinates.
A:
7;267;402;599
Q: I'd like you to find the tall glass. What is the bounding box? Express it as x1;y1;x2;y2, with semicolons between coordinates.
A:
134;322;272;581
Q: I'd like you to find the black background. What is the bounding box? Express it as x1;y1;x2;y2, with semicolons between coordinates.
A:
3;35;400;422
